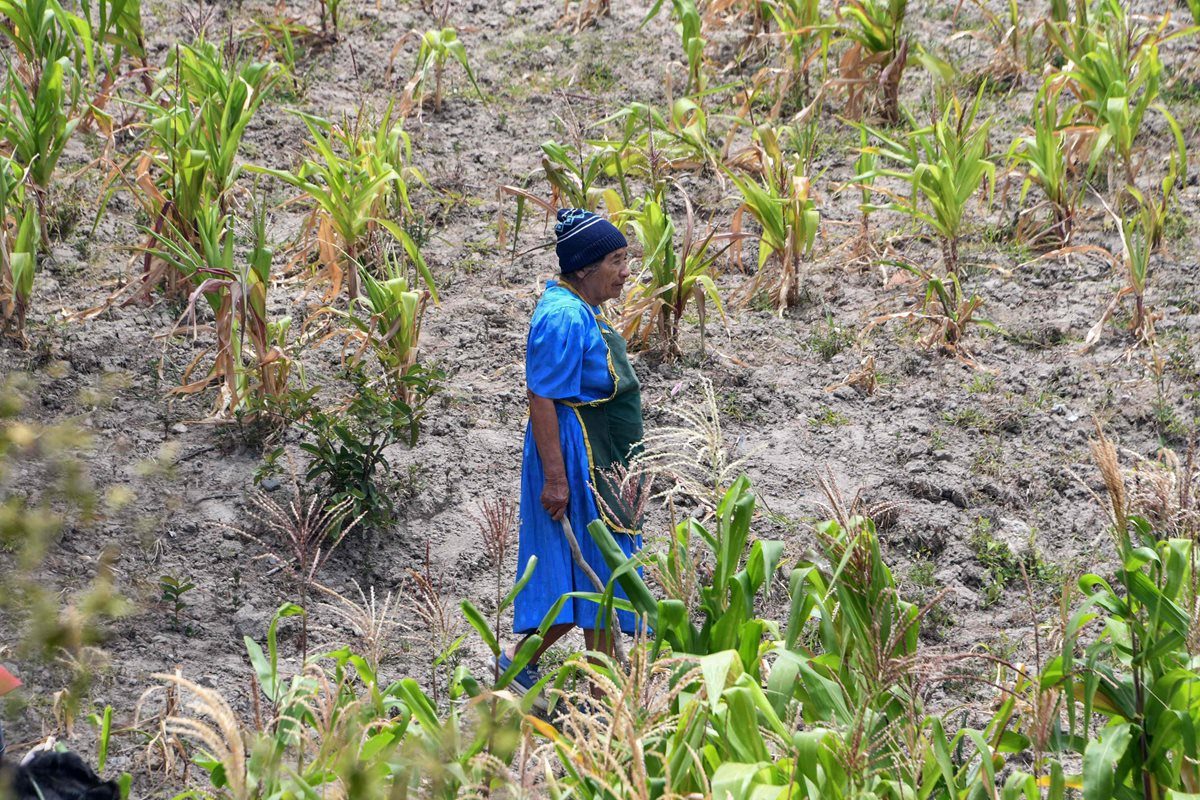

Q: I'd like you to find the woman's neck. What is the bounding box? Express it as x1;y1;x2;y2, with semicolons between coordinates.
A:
561;276;600;307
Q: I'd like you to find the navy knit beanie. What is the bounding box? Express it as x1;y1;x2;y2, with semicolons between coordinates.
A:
554;208;627;274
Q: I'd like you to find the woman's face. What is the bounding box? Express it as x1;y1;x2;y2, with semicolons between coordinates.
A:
589;247;630;303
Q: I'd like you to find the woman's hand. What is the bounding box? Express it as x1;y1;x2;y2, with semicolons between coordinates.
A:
541;475;569;521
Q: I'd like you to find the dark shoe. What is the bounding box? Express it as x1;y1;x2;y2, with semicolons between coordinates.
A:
490;653;547;711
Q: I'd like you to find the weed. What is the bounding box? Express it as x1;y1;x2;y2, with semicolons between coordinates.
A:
809;406;850;428
907;557;935;588
966;373;996;394
929;426;946;450
297;367;441;532
159;574;195;633
806;313;854;361
943;407;994;432
970;435;1004;477
970;516;1061;607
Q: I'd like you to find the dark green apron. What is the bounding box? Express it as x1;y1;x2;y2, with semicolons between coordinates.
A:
572;320;645;534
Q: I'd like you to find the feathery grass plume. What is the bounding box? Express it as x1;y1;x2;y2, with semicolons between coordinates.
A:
315;580;400;673
400;542;464;700
475;497;517;681
1126;443;1199;541
632;375;752;515
1089;420;1128;539
476;497;518;573
222;457;362;655
543;645;702;800
152;672;248;800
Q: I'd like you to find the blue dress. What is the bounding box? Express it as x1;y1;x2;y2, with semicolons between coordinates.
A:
514;281;643;635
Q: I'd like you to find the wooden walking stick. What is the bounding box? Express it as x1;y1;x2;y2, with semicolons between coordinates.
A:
559;516;627;663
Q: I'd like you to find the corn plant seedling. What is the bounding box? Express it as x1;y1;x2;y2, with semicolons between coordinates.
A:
837;125;880;262
616;189;737;357
728;124;820;312
150;202;294;420
1045;0;1182;189
78;0;148;128
598;98;719;182
1007;83;1086;247
865;263;993;363
1082;194;1157;351
539;137;625;213
836;0;908;122
398;27;484;115
0;0;88;77
250;105;432;302
317;0;340;37
0;157;40;342
80;0;145;77
856;86;995;276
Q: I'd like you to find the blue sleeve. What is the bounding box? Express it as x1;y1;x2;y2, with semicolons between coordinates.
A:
526;305;588;400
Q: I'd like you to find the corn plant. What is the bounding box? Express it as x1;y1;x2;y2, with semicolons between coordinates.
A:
129;42;277;300
539;138;624;212
0;57;83;239
0;157;39;342
77;0;147;115
1045;0;1181;188
851;126;876;240
79;0;144;75
317;0;340;37
250;106;433;302
329;256;430;402
836;0;908;121
599;98;719;180
615;190;736;357
1007;83;1086;247
0;0;88;77
760;0;834;116
728;124;819;312
401;27;484;115
856;86;995;276
587;476;784;676
641;0;708;95
1032;433;1200;799
150;202;294;419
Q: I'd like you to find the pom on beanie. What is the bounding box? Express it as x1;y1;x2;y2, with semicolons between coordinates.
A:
554;208;627;274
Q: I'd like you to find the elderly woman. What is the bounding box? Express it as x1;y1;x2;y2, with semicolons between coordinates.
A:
494;208;643;697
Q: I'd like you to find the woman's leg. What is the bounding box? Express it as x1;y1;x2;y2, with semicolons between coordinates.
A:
506;623;574;666
582;626;617;699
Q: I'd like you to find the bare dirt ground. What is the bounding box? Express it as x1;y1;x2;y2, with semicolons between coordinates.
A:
2;0;1198;795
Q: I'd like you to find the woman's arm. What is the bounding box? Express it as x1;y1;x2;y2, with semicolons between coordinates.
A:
529;389;569;521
